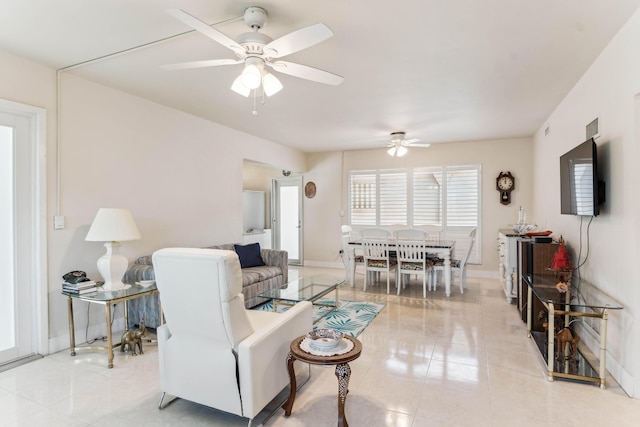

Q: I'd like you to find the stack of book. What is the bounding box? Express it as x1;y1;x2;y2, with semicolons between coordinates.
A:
62;279;98;295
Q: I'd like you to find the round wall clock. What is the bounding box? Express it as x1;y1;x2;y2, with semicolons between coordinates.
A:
304;182;317;198
496;171;515;205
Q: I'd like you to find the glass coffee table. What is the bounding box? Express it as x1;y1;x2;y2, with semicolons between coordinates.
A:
259;276;345;322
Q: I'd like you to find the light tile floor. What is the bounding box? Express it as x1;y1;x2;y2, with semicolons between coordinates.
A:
1;266;639;426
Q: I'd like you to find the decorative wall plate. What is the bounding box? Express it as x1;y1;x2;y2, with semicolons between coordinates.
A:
305;182;316;198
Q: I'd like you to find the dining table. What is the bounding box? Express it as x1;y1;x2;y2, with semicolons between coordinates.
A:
346;239;457;297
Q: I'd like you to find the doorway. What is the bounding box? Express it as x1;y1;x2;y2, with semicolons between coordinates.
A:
0;101;47;366
272;177;303;265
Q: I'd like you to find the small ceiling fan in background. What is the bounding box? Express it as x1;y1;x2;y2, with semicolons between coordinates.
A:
386;132;431;156
162;7;344;100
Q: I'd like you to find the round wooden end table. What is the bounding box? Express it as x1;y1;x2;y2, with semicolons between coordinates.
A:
282;335;362;427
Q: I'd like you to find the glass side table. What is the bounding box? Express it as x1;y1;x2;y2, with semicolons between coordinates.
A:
525;274;623;388
63;283;160;368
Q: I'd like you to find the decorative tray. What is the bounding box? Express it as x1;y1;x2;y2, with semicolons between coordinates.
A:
300;337;354;356
524;230;552;237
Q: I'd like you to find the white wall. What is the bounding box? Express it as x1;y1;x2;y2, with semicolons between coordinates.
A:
303;137;534;275
0;49;307;352
532;9;640;397
47;73;306;347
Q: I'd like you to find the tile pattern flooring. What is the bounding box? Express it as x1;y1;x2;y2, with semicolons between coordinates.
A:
1;266;639;426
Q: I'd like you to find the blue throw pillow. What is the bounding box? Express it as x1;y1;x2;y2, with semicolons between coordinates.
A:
234;243;265;268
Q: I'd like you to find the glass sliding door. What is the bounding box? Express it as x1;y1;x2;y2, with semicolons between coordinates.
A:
0;104;44;367
0;123;16;363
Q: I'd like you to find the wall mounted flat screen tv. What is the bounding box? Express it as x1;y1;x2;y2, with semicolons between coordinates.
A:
559;138;604;216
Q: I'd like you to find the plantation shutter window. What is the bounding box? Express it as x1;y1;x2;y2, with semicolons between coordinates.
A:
379;171;407;225
349;172;376;225
348;165;481;263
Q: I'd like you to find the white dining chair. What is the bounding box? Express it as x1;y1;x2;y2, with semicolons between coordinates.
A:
394;228;427;240
395;239;431;297
341;225;365;285
431;228;477;294
362;238;397;294
360;228;391;239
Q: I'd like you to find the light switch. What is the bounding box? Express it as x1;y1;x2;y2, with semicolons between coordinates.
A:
54;215;65;230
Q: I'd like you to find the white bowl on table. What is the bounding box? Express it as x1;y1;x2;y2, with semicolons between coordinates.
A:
306;328;344;351
136;280;155;287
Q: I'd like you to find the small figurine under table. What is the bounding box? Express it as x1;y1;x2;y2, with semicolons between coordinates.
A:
120;319;148;356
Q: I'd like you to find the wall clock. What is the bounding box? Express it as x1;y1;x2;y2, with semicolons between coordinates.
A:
496;171;515;205
304;182;317;198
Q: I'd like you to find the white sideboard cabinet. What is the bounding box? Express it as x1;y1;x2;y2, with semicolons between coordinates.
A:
498;229;519;303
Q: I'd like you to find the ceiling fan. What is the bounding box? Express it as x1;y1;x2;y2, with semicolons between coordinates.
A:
386;132;431;157
162;7;344;98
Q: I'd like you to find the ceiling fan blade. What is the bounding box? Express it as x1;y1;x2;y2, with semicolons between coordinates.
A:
167;9;245;55
404;138;421;144
161;59;242;70
408;143;432;148
263;23;334;58
269;61;344;85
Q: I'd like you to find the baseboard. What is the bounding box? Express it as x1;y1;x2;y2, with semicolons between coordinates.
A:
302;260;345;269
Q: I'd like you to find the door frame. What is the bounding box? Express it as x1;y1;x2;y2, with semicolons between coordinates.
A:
0;99;48;361
271;177;303;265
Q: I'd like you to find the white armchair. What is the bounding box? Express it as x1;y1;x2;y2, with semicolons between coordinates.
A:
152;248;313;425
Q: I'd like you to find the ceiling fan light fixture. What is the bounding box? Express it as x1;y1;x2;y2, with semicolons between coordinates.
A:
231;75;251;97
241;63;262;89
263;72;283;97
387;145;408;157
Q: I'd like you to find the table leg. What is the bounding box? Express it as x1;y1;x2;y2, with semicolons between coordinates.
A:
547;304;555;381
282;352;297;416
335;363;351;427
600;309;608;389
349;248;356;288
105;303;114;369
67;296;76;356
124;300;130;331
444;250;452;297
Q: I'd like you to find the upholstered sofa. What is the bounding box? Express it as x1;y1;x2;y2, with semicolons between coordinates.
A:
124;243;288;328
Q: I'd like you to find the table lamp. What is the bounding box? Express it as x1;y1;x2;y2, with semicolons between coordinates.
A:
85;208;141;291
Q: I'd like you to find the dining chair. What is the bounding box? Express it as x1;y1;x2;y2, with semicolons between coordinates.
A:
341;225;365;284
359;228;392;285
395;239;431;297
394;228;427;240
362;238;397;294
360;228;391;239
430;228;477;294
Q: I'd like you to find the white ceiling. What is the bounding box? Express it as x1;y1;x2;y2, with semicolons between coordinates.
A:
1;0;639;152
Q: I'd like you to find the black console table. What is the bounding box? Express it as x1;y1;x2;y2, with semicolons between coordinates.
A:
525;274;622;388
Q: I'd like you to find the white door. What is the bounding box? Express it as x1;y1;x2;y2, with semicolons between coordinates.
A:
0;106;44;366
272;177;303;265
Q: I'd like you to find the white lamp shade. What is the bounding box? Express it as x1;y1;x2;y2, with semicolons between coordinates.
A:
85;208;141;242
397;146;408;157
231;75;251;97
263;73;283;97
241;63;262;89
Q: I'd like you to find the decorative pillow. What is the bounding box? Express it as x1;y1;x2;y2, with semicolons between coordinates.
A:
234;243;266;268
